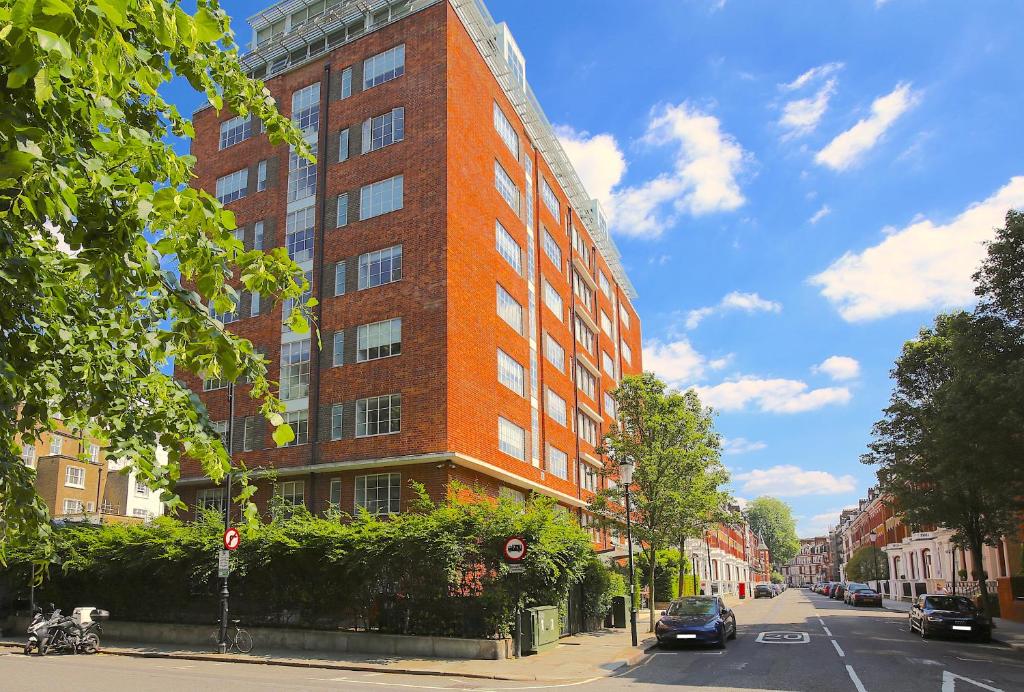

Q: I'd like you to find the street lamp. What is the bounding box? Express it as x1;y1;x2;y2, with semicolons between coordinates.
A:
619;457;638;647
869;531;880;585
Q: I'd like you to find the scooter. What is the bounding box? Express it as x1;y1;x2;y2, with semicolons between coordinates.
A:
24;608;48;656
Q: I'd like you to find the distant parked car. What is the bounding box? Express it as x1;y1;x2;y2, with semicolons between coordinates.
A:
771;584;782;595
655;596;738;649
831;583;846;600
754;584;774;599
849;588;882;607
909;595;991;642
844;583;870;604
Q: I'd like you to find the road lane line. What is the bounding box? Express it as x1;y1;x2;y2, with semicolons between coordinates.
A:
846;665;868;692
823;626;833;636
831;639;845;657
818;618;826;627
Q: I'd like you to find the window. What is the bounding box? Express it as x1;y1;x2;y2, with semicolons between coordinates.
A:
243;417;257;451
338;128;350;162
573;271;594;312
357;318;402;362
498;417;526;460
500;486;526;504
277;480;305;506
212;420;229;447
542;228;562;269
63;499;84;515
329;479;342;507
283;409;308;447
89;444;100;463
494;161;519;212
546;389;567;426
358;245;403;289
204;376;228;392
65;465;85;488
196;487;227;516
362;107;405;153
250;291;261;317
331;404;344;440
602;351;615;377
497;349;525;396
540;177;560;218
572;229;591;267
280;339;311;400
256;159;268;192
543;334;565;372
575;317;595;354
215;168;248;204
620;305;631;329
495;221;522;274
356;394;402;436
332;331;344;367
334;262;346;297
363;45;405;89
577;411;598;445
355;472;401;514
336;193;348;227
582;463;598;492
291;83;321;135
135;479;150;497
210;293;238;325
49;435;62;456
601;310;612;337
219;116;251;150
340;66;352;99
359;175;404;219
21;443;36;467
599;271;612;299
547;446;568;480
604;392;616;419
496;284;523;333
133;509;152;520
543;280;563;321
253;221;265;250
285;206;315;263
621;341;633;366
493;102;519;158
287;148;317;202
576;362;596;399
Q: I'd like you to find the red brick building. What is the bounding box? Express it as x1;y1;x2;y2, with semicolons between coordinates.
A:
175;0;642;541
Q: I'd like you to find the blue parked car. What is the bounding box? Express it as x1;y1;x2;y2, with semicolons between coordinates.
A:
655;596;738;649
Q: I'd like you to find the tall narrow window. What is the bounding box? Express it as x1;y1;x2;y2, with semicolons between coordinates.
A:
573;271;594;312
621;341;633;366
285;206;315;263
49;436;62;456
603;351;615;377
215;169;248;204
253;221;265;250
250;291;260;316
334;262;346;297
21;444;36;467
599;271;612;299
336;193;348;227
358;245;403;289
494;161;519;212
543;280;563;321
547;446;568;480
546;389;567;426
356;394;402;436
543;334;565;372
542;228;562;269
291;83;321;135
338;128;350;162
496;284;523;334
495;221;522;274
575;317;595;355
362;107;405;153
541;177;560;218
340;66;352;99
577;411;598;445
493;102;519;158
620;305;631;329
287;148;317;202
363;45;405;89
576;361;597;399
601;310;612;337
497;349;525;396
280;339;311;400
332;331;344;367
331;404;344;440
283;409;308;447
256;159;268;191
498;417;526;460
89;444;100;463
357;318;402;362
243;417;257;452
359;175;404;220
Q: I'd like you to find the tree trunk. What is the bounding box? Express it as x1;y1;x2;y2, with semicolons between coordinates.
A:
970;538;991;613
648;547;657;632
679;537;686;597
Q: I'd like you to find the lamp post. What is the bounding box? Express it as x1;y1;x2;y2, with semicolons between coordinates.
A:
217;382;235;654
619;457;638;647
869;531;880;586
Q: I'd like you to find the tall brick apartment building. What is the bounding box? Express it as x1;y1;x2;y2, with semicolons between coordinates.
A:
176;0;642;536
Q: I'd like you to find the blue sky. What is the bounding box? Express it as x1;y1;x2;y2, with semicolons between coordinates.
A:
173;1;1024;537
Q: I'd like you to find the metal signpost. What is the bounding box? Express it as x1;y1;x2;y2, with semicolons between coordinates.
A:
503;537;527;658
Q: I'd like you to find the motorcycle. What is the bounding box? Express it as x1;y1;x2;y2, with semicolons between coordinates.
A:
27;607;107;655
24;609;48;656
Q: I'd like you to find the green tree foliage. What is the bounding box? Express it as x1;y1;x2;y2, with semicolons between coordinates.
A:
974;210;1024;326
0;0;313;556
746;497;800;567
844;545;889;582
770;571;784;584
3;485;600;637
590;373;730;632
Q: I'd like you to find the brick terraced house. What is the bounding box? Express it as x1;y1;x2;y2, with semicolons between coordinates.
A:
175;0;643;544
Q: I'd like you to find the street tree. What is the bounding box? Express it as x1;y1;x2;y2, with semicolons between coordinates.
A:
745;496;800;567
974;210;1024;327
844;545;889;582
590;373;729;632
0;0;313;558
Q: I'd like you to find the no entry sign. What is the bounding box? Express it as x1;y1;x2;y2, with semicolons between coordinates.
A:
223;527;240;551
503;536;527;562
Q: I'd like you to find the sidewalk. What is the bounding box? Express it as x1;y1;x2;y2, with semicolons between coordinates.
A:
0;618;657;683
883;597;1024;651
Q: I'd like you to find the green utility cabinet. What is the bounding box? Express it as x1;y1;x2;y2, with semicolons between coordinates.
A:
522;605;560;654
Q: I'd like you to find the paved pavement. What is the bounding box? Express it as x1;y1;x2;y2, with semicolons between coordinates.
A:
2;590;1022;691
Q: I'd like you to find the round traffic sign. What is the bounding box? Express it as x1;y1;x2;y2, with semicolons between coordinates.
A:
503;536;527;562
223;527;240;551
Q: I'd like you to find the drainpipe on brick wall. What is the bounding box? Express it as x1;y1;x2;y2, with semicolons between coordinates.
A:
566;212;583;502
306;61;332;512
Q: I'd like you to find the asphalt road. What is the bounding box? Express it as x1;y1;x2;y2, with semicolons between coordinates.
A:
2;589;1022;691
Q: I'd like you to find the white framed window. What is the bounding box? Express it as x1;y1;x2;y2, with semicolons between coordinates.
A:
540;177;560;218
498;417;526;460
212;420;229;447
359;175;404;220
494;161;519;212
210;293;238;325
547;446;568;480
219;116;251;150
543;334;565;372
196;487;227;516
497;349;525;396
215;168;248;205
285;206;315;263
280;338;311;400
65;465;85;488
340;66;352;99
495;221;522;274
357;318;402;362
250;291;261;317
576;361;596;399
499;486;526;504
283;409;308;447
331;404;344;440
604;392;616;419
621;341;633;366
334;262;346;296
575;317;595;354
134;479;150;497
358;245;403;289
287;148;317;202
363;44;405;89
602;351;615;377
542;280;563;321
493;102;519;158
338;128;350;162
582;463;598;492
253;221;265;250
256;159;268;192
362;107;405;153
577;411;598;445
355;472;401;514
291;83;321;135
542;228;562;269
496;284;523;333
329;478;343;507
573;271;594;312
620;305;631;329
49;435;62;456
277;480;305;506
63;499;84;515
243;417;257;451
89;444;100;463
21;443;36;467
599;271;612;299
356;394;402;437
546;389;567;426
601;310;612;337
332;331;344;367
336;193;348;227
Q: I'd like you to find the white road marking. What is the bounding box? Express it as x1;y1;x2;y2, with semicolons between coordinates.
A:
831;640;845;657
942;670;1004;692
818;618;826;627
846;665;868;692
823;626;833;636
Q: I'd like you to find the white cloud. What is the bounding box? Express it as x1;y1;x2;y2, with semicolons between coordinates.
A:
554;125;627;219
814;356;861;381
721;437;767;455
811;176;1024;321
781;79;838;138
798;510;846;538
809;205;832;224
685;291;782;329
734;465;858;497
696;377;852;413
815;83;920;171
642;338;730;388
781;62;844;92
